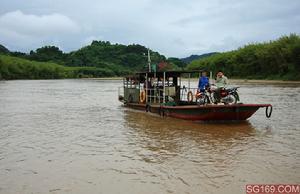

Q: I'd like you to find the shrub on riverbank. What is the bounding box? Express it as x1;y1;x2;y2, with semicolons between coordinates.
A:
187;34;300;80
0;55;129;80
0;55;66;79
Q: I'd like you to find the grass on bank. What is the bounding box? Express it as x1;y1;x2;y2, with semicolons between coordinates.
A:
0;54;122;80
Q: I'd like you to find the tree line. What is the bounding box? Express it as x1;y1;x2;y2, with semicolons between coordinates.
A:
0;54;128;80
187;34;300;80
0;41;186;79
1;34;299;80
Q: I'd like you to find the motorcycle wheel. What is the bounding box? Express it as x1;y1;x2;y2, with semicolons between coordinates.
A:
197;95;210;105
212;93;219;104
233;92;240;102
229;94;238;104
222;94;237;105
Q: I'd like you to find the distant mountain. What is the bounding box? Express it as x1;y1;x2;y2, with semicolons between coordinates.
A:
0;44;10;54
181;52;219;63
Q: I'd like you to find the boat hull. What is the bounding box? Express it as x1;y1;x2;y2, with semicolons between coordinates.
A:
124;103;270;121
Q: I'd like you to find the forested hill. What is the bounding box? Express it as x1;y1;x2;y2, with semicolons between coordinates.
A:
187;34;300;80
0;41;186;79
0;54;137;80
1;34;300;80
181;52;218;63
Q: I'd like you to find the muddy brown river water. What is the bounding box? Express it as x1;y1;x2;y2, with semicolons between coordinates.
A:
0;79;299;194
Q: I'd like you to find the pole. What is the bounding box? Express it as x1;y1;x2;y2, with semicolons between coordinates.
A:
146;73;148;103
188;73;190;91
148;48;151;72
163;72;166;104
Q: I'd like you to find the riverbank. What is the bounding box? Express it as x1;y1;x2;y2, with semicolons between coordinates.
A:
84;77;300;84
2;76;300;85
82;77;123;80
229;79;300;85
182;78;300;85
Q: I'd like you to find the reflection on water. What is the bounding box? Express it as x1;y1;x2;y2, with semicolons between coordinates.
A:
123;110;258;193
124;109;256;162
0;80;299;194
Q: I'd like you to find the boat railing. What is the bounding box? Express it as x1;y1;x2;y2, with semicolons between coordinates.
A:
146;87;200;104
146;88;164;104
120;84;201;104
180;87;199;102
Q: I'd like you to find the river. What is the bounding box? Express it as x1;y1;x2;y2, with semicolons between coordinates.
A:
0;79;299;194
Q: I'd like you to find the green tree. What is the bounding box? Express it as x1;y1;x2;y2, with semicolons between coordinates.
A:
187;34;300;80
29;46;65;63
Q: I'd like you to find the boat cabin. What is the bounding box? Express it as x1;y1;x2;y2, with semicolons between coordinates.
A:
119;71;203;106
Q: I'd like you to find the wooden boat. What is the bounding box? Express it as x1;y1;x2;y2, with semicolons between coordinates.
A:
118;71;272;121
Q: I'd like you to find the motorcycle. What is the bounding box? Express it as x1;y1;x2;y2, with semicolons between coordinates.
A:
216;87;240;104
195;89;210;105
196;86;240;105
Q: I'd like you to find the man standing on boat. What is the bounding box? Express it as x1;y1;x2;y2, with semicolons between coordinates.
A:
214;70;228;103
198;71;209;92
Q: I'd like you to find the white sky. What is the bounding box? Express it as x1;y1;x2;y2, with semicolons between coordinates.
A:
0;0;300;57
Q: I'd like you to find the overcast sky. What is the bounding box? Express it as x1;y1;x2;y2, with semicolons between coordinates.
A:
0;0;300;57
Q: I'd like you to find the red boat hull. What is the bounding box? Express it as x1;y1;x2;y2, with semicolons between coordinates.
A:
124;103;270;121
